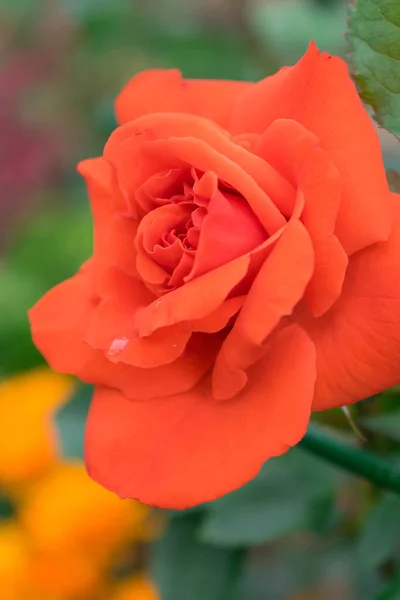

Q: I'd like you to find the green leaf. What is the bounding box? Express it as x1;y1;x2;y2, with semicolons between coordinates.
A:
54;385;93;460
357;493;400;570
151;513;244;600
200;448;345;547
348;0;400;137
375;578;400;600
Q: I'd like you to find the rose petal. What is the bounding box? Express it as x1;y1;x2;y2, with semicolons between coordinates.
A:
115;69;252;129
302;194;400;410
78;158;139;281
134;253;250;336
232;42;392;254
188;188;267;280
85;324;316;508
105;113;294;232
85;270;191;368
192;296;245;333
136;167;189;213
136;203;194;287
212;219;314;399
28;272;212;401
29;272;99;376
255;119;348;315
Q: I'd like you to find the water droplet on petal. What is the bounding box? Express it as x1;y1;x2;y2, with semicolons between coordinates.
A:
108;337;129;357
155;299;162;309
172;343;177;349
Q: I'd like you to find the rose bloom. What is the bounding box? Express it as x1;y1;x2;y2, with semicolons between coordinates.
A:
29;43;400;509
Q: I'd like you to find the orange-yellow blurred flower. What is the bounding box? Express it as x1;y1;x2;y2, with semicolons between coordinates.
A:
0;522;28;600
110;576;158;600
0;368;160;600
24;551;103;600
21;462;150;563
0;368;75;488
0;521;103;600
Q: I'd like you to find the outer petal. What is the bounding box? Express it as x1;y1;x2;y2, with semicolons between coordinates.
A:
77;158;139;282
255;119;348;315
85;324;316;509
302;194;400;410
115;69;252;130
232;42;392;254
28;272;216;401
212;219;314;400
28;272;99;376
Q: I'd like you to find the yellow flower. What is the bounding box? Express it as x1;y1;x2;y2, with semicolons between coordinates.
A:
0;522;28;600
21;462;150;562
24;551;103;600
0;368;75;488
110;576;159;600
0;520;103;600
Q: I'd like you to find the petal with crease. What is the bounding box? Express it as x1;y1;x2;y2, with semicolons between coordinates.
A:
115;69;252;129
302;194;400;410
232;42;392;254
85;324;316;509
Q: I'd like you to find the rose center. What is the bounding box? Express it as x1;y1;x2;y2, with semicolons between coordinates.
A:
139;169;267;290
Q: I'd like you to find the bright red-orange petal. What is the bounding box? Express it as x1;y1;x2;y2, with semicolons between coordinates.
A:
115;69;252;130
105;114;291;235
188;188;267;280
255;119;348;315
85;268;192;368
28;271;127;387
28;273;99;375
233;219;314;346
303;235;348;318
109;113;294;216
85;324;316;509
78;158;139;281
28;270;206;400
212;219;314;399
302;194;400;410
192;296;245;333
110;332;221;401
134;253;250;336
232;42;392;254
86;299;191;369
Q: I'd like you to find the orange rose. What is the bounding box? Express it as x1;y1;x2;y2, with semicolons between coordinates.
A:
29;42;400;508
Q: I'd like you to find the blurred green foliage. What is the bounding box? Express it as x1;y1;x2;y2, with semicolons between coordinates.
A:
152;513;244;600
56;384;94;459
0;201;92;375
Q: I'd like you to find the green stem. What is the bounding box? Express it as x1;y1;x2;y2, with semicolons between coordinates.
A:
299;423;400;494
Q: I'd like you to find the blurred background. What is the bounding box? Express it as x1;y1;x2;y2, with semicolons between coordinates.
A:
1;0;400;598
